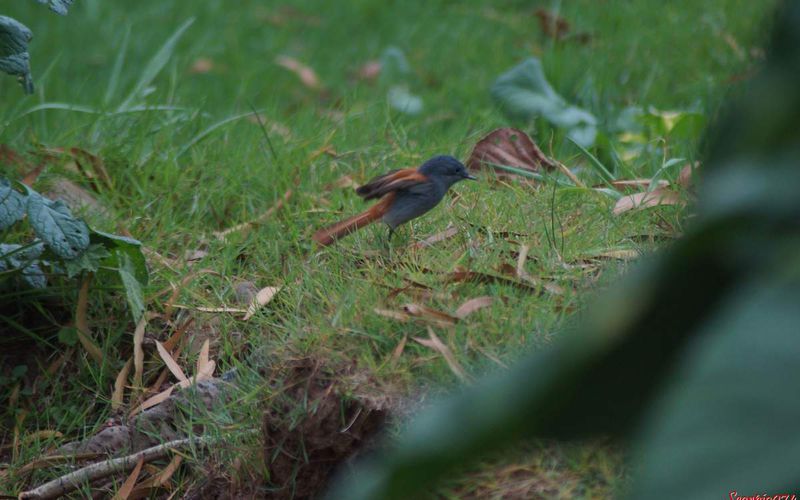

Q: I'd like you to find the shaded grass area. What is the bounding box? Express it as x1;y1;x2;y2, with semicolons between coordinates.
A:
0;0;776;496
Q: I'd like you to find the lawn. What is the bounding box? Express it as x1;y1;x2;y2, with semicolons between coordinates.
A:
0;0;777;497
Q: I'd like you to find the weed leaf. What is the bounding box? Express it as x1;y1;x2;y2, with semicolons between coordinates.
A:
491;58;597;147
26;193;89;259
0;178;27;230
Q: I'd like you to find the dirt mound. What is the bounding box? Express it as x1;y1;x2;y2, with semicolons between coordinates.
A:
262;358;389;499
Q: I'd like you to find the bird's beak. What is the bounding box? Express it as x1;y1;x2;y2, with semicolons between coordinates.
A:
465;174;478;181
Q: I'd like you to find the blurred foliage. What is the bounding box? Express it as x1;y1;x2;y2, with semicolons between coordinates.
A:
326;1;800;499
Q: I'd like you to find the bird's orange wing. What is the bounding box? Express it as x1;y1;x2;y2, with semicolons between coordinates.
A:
355;168;428;200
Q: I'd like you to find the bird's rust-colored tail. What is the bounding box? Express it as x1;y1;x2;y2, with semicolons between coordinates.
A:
312;194;395;246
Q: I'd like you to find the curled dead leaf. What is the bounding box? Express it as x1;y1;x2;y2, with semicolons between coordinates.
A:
190;57;214;74
466;127;557;179
609;179;669;192
374;308;411;322
454;296;494;319
534;8;570;39
613;187;683;215
402;303;458;327
276;55;321;90
243;286;282;321
357;60;382;82
413;327;471;382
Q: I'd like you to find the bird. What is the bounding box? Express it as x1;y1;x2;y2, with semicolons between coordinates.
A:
313;155;477;246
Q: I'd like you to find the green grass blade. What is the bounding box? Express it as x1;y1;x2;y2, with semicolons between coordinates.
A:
567;137;617;184
104;24;131;107
176;111;262;159
117;18;195;111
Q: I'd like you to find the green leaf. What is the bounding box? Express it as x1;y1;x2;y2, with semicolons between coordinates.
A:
118;18;195;111
12;364;27;378
630;281;800;498
387;86;423;115
61;243;110;278
0;16;34;94
491;58;597;147
91;229;148;285
57;326;78;346
0;178;27;230
26;193;90;259
33;0;74;15
0;242;46;288
117;250;145;324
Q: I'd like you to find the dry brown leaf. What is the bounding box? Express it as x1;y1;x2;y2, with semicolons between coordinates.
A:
402;303;458;327
132;455;183;492
213;189;292;241
21;164;45;186
414;327;470;382
112;456;144;500
0;144;30;173
413;226;459;249
132;314;148;388
276;55;321;90
357;60;381;82
466;127;557;179
534;8;571;39
190;58;214;74
454;297;494;319
242;286;282;321
43;147;112;191
112;359;133;410
374;308;411;322
184;249;208;263
677;162;698;188
610;179;669;192
587;249;641;261
613;187;683;215
172;305;247;313
155;341;189;384
76;274;104;364
390;335;407;365
135;385;175;415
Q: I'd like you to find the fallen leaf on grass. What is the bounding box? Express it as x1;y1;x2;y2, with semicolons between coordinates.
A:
112;359;133;410
466;127;557;178
276;55;321;90
131;455;183;494
357;60;382;82
454;297;493;319
132;314;149;388
172;305;247;314
413;226;459;249
413;327;470;382
534;8;571;39
613;187;683;215
609;179;669;192
390;334;407;365
0;144;29;173
42;147;112;191
155;341;189;385
21;163;45;186
402;303;458;327
242;286;281;321
374;308;410;322
190;57;214;74
111;456;143;500
585;248;641;261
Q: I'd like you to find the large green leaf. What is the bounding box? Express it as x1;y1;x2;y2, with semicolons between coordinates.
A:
0;16;33;93
0;241;46;288
0;179;27;230
90;228;148;285
26;193;90;259
630;278;800;499
491;58;597;147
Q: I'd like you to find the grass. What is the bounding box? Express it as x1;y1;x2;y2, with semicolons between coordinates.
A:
0;0;777;497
